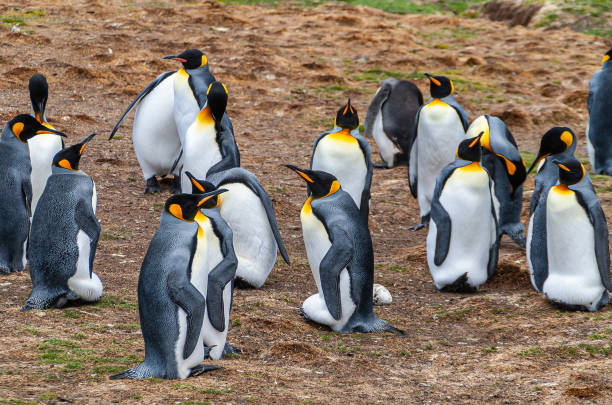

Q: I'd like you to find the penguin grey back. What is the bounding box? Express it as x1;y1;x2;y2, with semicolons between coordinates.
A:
587;59;612;174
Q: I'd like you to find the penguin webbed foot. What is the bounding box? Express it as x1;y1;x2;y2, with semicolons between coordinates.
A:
410;215;430;231
144;177;161;194
222;343;242;357
190;364;222;377
0;266;11;275
440;273;477;293
233;277;255;289
373;162;391;169
170;176;181;194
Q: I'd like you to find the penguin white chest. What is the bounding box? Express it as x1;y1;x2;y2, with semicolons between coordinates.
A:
173;70;200;141
300;203;331;293
190;220;222;294
312;132;366;208
28;134;63;212
181;121;221;190
372;110;401;166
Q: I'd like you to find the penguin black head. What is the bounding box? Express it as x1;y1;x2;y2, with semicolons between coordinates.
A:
165;190;227;222
335;99;359;130
552;156;585;186
7;114;66;143
528;127;575;173
602;46;612;65
184;171;217;194
425;73;453;99
456;133;482;162
52;133;96;171
285;165;340;199
163;49;207;70
206;82;228;122
29;74;48;123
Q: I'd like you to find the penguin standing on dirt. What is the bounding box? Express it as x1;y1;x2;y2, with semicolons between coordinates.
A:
286;165;402;334
587;46;612;175
109;49;214;194
27;74;64;213
185;169;289;288
527;156;610;311
466;115;526;247
111;190;232;380
0;115;65;274
364;78;423;168
180;81;239;191
408;74;469;230
310;99;372;221
23;134;103;309
426;135;499;292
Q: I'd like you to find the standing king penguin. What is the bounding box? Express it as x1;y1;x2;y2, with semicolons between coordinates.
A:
185;169;290;288
27;74;64;213
111;190;232;379
527;156;610;311
180;81;239;191
466;115;527;247
310;99;372;221
286;165;402;334
364;78;423;168
409;74;469;229
426;135;499;292
587;46;612;175
24;134;103;309
0;115;65;274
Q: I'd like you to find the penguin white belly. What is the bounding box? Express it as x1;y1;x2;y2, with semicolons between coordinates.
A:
181;123;221;192
544;189;604;310
311;134;366;208
173;70;200;144
526;213;537;289
28;134;63;213
372;110;401;167
218;183;277;288
586;123;597;170
426;166;494;289
416;102;466;217
300;205;356;331
133;73;181;178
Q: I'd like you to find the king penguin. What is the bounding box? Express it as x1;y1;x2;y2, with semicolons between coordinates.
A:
180;81;240;191
466;115;527;247
408;74;469;230
109;49;214;194
0;115;65;274
587;46;612;175
310;99;372;222
110;190;231;380
27;74;64;214
286;165;402;334
527;156;610;311
185;169;290;288
426;135;499;292
24;134;103;309
364;78;423;168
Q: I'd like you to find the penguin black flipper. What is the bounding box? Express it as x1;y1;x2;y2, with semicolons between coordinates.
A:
529;160;549;216
22;178;32;218
206;114;240;177
188;69;217;109
364;81;391;139
355;133;373;221
75;199;101;277
108;71;175;139
487;176;501;278
166;269;206;359
407;105;423;198
529;196;549;292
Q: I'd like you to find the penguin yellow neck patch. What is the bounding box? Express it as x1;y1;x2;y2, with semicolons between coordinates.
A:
459;162;484;172
177;68;188;78
301;196;313;216
427;98;448;107
196;107;215;127
552;184;573;195
328;128;357;144
194;211;208;238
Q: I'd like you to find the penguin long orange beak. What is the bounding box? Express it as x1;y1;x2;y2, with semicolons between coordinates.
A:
35;123;66;137
527;153;550;174
425;73;441;86
285;164;314;183
77;133;96;155
163;54;187;63
197;188;228;206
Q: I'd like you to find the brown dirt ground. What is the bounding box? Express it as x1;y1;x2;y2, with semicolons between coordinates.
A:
1;1;611;404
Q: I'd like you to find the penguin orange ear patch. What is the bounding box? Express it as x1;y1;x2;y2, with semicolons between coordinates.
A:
169;204;183;220
603;54;610;64
58;159;72;170
560;131;573;148
11;122;24;140
201;54;208;67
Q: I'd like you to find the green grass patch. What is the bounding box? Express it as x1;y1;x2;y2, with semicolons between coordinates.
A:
518;347;545;357
63;310;79;319
95;294;137;310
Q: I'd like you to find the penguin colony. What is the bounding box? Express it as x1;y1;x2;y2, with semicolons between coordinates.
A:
0;45;611;381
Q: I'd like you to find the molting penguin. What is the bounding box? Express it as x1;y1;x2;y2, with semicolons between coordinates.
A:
27;74;64;213
310;99;372;222
180;81;239;192
286;165;402;334
110;190;230;380
527;156;610;311
426;135;499;292
408;74;469;230
466;115;526;247
587;46;612;175
24;134;103;309
364;78;423;168
185;169;290;288
0;115;65;274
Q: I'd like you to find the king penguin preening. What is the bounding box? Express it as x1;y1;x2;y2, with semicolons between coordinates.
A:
527;156;610;311
24;134;103;309
27;74;64;214
180;81;240;191
0;115;65;275
408;74;469;230
110;190;231;380
426;135;499;292
587;46;612;175
364;78;423;168
185;169;289;288
310;99;372;221
286;165;402;335
466;115;527;247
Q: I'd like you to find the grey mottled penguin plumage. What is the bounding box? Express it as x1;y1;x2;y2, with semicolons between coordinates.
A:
587;47;612;174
